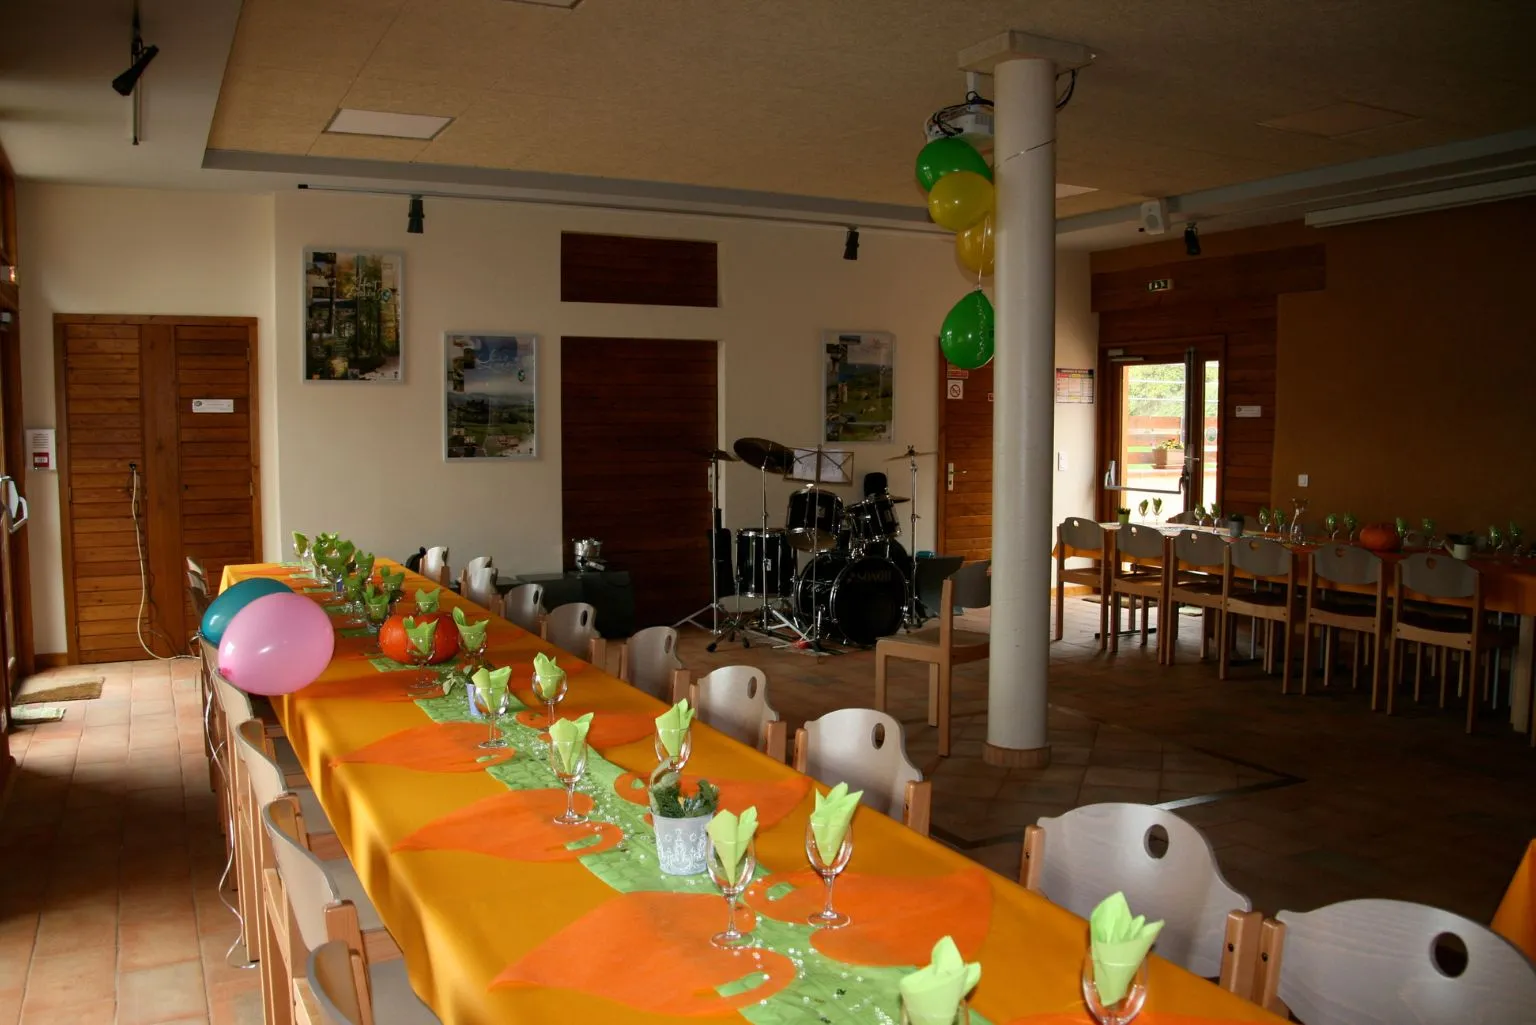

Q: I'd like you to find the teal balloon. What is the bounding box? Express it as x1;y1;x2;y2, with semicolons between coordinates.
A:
915;137;992;192
201;577;291;645
940;291;995;370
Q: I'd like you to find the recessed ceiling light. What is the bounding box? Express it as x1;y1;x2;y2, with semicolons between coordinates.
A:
1056;183;1096;199
1259;102;1418;139
502;0;583;8
324;108;453;141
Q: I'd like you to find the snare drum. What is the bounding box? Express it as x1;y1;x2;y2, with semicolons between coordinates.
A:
786;487;844;552
736;528;795;598
845;493;902;544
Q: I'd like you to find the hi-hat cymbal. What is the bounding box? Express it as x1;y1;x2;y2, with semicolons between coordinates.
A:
885;446;937;462
702;448;739;462
733;437;795;474
888;495;911;504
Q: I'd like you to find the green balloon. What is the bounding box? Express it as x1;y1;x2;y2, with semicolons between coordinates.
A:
940;291;995;370
915;137;993;192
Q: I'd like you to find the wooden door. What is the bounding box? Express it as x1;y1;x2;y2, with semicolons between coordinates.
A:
937;353;995;564
560;338;717;629
0;304;21;735
55;315;260;663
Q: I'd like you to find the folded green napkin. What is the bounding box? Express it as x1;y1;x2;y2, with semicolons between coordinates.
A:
810;781;863;864
452;606;489;651
655;698;695;759
415;587;441;614
353;551;375;579
549;712;593;775
1089;891;1164;1006
292;531;310;558
403;616;437;658
364;588;391;622
532;652;567;701
380;569;405;598
706;806;758;887
342;572;365;600
471;666;512;711
899;936;981;1025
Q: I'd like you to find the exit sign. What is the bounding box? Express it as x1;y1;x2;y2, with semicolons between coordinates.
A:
1146;278;1173;293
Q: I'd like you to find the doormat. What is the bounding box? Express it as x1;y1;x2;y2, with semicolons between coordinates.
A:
11;705;67;724
13;674;105;705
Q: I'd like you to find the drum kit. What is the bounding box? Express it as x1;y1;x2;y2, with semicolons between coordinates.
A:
676;435;937;653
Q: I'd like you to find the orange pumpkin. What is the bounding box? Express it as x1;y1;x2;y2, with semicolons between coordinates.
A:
1357;522;1402;553
378;611;460;664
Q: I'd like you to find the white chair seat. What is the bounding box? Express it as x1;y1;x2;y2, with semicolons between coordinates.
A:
294;787;334;836
366;959;440;1024
274;736;305;778
332;859;385;934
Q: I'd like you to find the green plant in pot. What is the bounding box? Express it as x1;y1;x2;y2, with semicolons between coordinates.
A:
651;771;720;876
1116;507;1131;525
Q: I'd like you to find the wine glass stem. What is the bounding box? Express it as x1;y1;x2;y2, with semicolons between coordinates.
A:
546;700;555;727
821;872;837;918
723;892;739;939
487;716;497;746
564;781;576;820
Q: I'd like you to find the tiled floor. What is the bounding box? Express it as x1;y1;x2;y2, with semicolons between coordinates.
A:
1;598;1533;1025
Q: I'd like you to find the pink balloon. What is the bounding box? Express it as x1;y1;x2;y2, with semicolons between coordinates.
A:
217;592;335;697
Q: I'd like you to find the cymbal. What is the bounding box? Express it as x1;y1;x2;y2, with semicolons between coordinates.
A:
888;495;911;504
733;437;794;474
885;446;938;462
702;448;739;462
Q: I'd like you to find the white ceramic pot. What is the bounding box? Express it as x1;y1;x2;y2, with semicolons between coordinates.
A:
653;812;712;876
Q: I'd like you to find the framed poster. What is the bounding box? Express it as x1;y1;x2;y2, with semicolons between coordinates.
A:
304;249;404;381
822;330;894;443
445;333;538;459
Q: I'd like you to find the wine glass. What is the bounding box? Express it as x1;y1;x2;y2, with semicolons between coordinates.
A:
1082;955;1148;1025
1150;497;1163;523
654;724;692;773
549;737;589;825
705;837;758;949
1422;518;1440;551
364;593;391;647
535;671;569;730
1487;524;1504;555
458;623;490;673
1325;513;1339;540
406;635;442;696
1257;508;1270;534
1510;523;1525;561
900;1004;970;1025
804;820;853;929
473;684;511;749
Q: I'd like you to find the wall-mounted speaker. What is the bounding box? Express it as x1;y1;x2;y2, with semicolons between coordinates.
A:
1139;199;1169;235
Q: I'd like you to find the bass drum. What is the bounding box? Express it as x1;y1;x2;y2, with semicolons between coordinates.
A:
793;553;906;646
844;535;914;588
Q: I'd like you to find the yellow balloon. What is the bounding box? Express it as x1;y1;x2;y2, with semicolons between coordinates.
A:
927;170;994;232
956;214;994;277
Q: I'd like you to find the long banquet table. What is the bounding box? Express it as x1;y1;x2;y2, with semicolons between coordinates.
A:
226;560;1284;1025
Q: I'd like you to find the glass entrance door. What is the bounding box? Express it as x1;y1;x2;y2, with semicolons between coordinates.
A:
1100;342;1222;521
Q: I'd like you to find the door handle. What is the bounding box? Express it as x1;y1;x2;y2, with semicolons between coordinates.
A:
946;463;956;492
9;494;27;533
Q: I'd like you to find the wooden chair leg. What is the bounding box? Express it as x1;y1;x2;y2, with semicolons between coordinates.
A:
1322;627;1334;688
1218;608;1232;680
1279;618;1293;694
1166;601;1179;664
1368;630;1383;711
937;661;953;758
1109;591;1121;654
874;650;889;711
1096;583;1110;651
1199;608;1211;661
926;663;939;728
1350;632;1362;690
1413;642;1424;703
1299;622;1312;695
1386;636;1399;715
1467;650;1479;734
1054;571;1065;641
1140;598;1152;649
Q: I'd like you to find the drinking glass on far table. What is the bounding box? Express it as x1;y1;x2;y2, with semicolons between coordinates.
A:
549;736;589;826
473;682;511;750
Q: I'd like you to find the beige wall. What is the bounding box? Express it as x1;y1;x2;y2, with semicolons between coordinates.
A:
17;184;278;657
17;183;1098;655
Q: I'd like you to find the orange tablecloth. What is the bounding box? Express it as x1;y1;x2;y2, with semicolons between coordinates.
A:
225;560;1282;1025
1493;839;1536;962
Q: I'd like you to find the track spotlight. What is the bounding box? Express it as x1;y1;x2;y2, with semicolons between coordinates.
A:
407;195;425;234
843;226;860;261
1183;222;1201;257
111;12;158;96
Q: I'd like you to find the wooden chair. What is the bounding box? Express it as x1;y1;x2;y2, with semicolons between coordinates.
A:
872;560;990;757
1056;517;1110;646
542;602;599;660
1166;529;1228;664
1387;553;1501;731
793;709;931;835
307;940;440;1025
1255;898;1536;1023
1107;524;1169;661
499;582;544;633
1302;545;1387;706
261;798;424;1025
690;666;787;762
619;625;688;703
420;546;450;587
1020;803;1254;985
1220;537;1297;689
459;562;497;609
911;555;963;624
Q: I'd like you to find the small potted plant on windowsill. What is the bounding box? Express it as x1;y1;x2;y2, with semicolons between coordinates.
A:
1116;507;1131;526
1151;437;1185;469
650;772;720;876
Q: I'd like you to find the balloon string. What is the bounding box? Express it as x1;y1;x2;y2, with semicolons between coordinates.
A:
997;135;1056;167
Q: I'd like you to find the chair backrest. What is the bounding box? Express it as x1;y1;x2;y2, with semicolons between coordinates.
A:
462;565;498;608
622;626;682;701
1229;537;1291;578
464;555;492;576
1173;529;1227;570
212;668;255;724
692;666;778;749
233;718;288;810
1165;510;1201;525
1059;517;1106;555
1034;803;1251;978
1310;544;1382;586
186;555;207;582
797;708;921;820
307;940;365;1025
949;560;991;610
1116;523;1166;563
913;556;964;617
263;798;342;951
502;583;544;632
1399;552;1477;600
545;602;598;657
1266;899;1536;1025
422;546;449;585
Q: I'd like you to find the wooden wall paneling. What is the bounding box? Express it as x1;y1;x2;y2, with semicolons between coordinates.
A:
560;337;718;628
936;347;995;565
560;233;719;308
